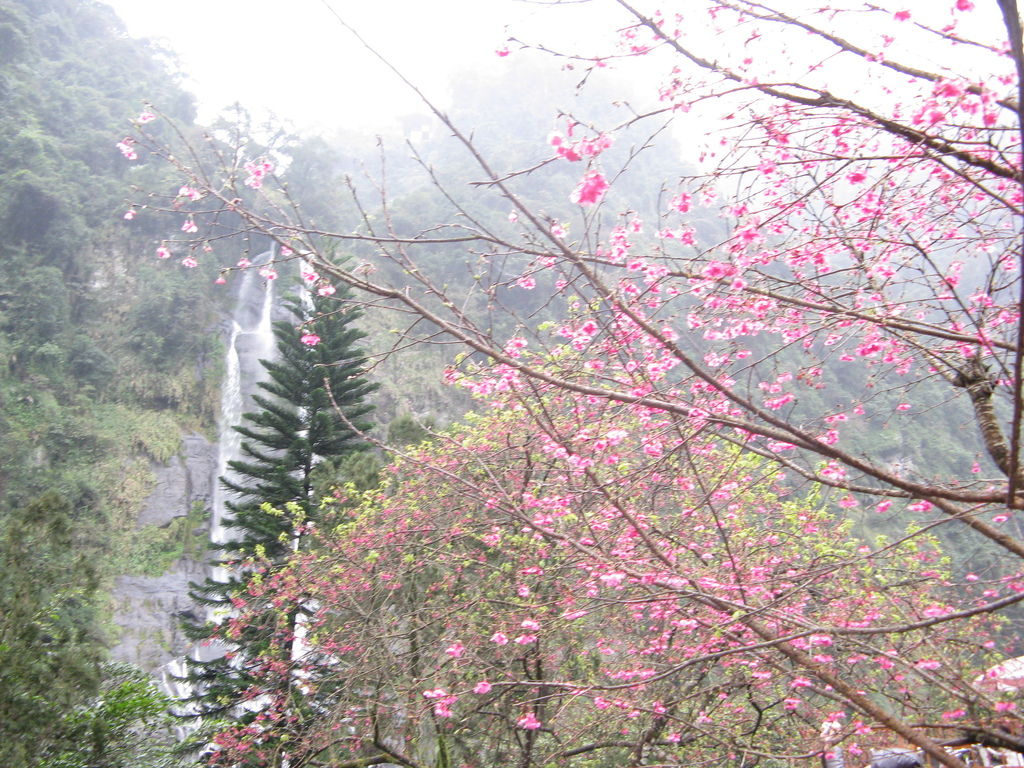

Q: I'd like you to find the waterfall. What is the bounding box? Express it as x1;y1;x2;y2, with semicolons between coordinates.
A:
209;320;239;554
209;262;276;575
158;251;278;724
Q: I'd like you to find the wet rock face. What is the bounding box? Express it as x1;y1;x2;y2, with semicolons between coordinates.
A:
135;434;215;530
109;562;207;671
109;432;217;672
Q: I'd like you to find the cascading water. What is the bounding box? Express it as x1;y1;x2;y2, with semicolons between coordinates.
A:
209;263;277;566
158;252;278;725
208;320;239;573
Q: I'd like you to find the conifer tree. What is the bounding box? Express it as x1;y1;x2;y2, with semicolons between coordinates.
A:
221;290;377;556
182;284;377;736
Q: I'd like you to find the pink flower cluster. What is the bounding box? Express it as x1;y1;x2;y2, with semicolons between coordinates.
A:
570;170;610;206
116;138;137;160
244;159;274;189
422;688;457;718
516;711;541;730
548;128;613;162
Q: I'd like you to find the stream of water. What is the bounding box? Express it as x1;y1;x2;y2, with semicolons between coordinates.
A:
210;262;277;559
157;252;278;721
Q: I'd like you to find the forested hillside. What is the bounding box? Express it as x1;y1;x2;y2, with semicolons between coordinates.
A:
0;1;223;762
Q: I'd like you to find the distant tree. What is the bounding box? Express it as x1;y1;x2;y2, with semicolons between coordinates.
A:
48;663;190;768
183;285;378;749
0;492;104;766
387;411;434;447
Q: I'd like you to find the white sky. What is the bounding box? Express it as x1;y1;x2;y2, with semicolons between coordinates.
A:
103;0;617;135
102;0;1011;163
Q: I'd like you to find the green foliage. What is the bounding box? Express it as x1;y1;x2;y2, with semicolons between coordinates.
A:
0;492;104;765
387;411;435;447
219;289;378;557
43;663;190;768
0;0;222;519
311;449;383;494
126;266;222;373
90;405;189;464
184;285;378;732
0;11;232;707
0;3;235;758
120;502;209;578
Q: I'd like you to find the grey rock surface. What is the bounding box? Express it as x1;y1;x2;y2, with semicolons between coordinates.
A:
109;559;208;670
109;431;217;671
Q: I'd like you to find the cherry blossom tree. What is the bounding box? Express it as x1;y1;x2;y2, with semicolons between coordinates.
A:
121;0;1024;765
204;378;1004;767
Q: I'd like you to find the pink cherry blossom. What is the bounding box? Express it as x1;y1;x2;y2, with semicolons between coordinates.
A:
116;138;137;160
300;332;321;346
445;642;465;658
127;5;1021;761
570;170;610;206
244;159;274;189
934;81;965;99
516;712;541;730
516;275;536;290
670;192;692;213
